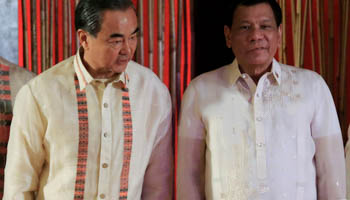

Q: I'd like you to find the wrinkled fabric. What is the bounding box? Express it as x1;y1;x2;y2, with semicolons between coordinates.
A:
4;52;173;200
177;59;346;200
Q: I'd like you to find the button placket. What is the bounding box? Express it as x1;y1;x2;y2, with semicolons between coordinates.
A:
98;85;113;199
254;78;267;184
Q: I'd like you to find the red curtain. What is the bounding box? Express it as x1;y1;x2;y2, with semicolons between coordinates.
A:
276;0;350;141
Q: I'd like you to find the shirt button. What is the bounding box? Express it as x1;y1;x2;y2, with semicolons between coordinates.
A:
256;93;260;98
100;194;106;199
103;132;108;138
102;163;108;168
256;117;262;121
103;103;108;108
242;74;247;79
258;185;269;193
256;143;265;148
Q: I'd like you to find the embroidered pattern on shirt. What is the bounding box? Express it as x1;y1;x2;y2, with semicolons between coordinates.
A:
221;133;257;199
262;68;301;116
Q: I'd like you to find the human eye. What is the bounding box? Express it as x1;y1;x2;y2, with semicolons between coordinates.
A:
108;39;123;46
114;39;123;44
129;34;138;41
239;25;250;30
261;24;272;29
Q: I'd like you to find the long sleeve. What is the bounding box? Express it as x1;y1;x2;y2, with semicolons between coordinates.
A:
176;84;206;200
141;92;173;200
311;77;346;200
3;85;46;200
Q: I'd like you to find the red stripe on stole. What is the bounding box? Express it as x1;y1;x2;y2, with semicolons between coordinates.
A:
0;113;12;121
0;95;11;101
74;77;88;200
0;85;10;91
119;85;133;199
0;75;10;81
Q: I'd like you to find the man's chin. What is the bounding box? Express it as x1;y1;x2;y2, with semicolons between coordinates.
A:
112;64;128;74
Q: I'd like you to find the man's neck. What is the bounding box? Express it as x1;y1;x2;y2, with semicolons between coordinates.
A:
81;51;119;79
239;63;272;85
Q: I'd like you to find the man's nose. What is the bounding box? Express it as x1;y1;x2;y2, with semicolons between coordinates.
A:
120;40;131;54
249;27;264;42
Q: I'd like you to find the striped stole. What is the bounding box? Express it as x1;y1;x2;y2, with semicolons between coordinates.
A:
74;76;89;199
0;64;11;198
73;75;133;200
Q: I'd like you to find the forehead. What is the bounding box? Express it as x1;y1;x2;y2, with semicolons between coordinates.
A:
99;8;138;34
232;3;275;24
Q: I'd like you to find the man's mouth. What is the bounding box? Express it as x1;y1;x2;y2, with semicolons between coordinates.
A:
117;58;129;64
248;47;268;53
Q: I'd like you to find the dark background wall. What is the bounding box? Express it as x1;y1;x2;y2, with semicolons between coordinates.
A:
192;0;234;77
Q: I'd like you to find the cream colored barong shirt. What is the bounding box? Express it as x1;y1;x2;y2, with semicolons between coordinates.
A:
177;59;346;200
4;51;173;200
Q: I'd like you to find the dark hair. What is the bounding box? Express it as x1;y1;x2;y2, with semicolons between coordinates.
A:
224;0;282;27
75;0;135;37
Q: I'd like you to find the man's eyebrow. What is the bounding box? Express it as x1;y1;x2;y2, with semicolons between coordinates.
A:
109;27;140;38
236;18;274;24
261;19;274;23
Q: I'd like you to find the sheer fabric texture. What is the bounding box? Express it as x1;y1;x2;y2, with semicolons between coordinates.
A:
177;59;346;200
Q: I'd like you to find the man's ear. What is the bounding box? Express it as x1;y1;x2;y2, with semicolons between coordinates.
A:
277;25;282;49
77;29;89;50
224;25;232;48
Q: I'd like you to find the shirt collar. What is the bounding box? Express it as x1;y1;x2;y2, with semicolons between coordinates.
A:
74;48;127;90
227;59;242;85
271;58;281;85
227;58;282;85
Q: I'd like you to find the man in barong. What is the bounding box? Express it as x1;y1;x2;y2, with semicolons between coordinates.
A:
3;0;173;199
177;0;346;199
